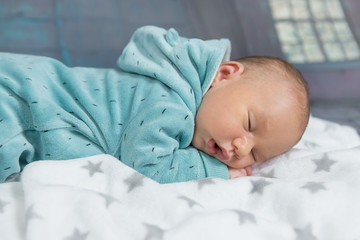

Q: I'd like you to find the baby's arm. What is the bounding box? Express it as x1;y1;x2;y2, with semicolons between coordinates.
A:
119;102;229;183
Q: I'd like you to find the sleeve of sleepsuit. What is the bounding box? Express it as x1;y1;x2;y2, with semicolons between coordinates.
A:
117;26;231;183
120;98;229;184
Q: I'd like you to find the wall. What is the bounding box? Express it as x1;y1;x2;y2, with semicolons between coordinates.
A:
0;0;359;99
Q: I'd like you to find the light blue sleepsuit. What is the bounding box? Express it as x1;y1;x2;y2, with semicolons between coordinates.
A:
0;26;230;183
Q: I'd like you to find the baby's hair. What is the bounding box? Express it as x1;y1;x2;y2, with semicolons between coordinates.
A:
233;56;310;141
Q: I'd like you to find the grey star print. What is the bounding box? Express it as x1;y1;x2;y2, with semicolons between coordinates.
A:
64;228;89;240
303;140;320;149
324;122;337;131
26;204;42;223
312;154;336;172
0;199;9;214
143;223;164;240
197;178;216;190
232;210;257;225
301;182;327;194
98;193;117;208
295;223;317;240
178;195;202;208
123;172;145;192
250;179;272;194
81;161;104;177
261;169;276;178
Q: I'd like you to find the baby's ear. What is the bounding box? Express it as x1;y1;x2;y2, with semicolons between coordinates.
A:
211;61;245;86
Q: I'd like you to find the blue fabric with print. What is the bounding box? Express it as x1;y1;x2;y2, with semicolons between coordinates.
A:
0;26;230;183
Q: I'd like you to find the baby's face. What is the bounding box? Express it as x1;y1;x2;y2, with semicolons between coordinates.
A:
192;62;303;174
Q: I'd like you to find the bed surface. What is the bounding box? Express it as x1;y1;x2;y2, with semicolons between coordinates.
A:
1;115;360;240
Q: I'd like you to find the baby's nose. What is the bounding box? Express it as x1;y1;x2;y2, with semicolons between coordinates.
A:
232;135;254;157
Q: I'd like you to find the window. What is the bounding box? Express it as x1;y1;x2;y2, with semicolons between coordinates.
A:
269;0;360;63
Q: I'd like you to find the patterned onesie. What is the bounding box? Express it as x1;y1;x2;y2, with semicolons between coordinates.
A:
0;26;231;183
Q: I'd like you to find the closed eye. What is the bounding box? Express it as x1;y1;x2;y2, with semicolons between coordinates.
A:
251;151;256;162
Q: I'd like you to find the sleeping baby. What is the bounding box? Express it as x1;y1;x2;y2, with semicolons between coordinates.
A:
0;26;310;183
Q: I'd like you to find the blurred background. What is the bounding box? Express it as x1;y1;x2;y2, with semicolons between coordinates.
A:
1;0;360;131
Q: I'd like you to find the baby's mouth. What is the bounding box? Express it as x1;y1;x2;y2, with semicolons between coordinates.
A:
207;139;229;161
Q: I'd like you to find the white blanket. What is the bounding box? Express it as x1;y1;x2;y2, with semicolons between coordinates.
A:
1;116;360;240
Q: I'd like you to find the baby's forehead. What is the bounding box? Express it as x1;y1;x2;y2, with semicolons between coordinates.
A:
257;82;301;115
244;61;309;136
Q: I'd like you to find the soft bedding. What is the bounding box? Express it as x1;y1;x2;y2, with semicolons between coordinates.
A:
0;115;360;240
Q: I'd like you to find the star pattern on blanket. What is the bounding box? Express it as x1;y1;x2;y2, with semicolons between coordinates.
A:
0;199;10;214
178;196;202;208
301;182;327;193
294;223;317;240
231;210;257;225
81;161;104;177
98;193;117;208
197;178;216;190
312;153;336;172
123;172;146;192
324;122;337;131
64;228;89;240
143;223;164;240
261;169;276;178
250;179;272;195
302;140;321;149
25;204;42;223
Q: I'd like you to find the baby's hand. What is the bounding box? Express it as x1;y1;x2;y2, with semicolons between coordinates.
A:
228;166;252;179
